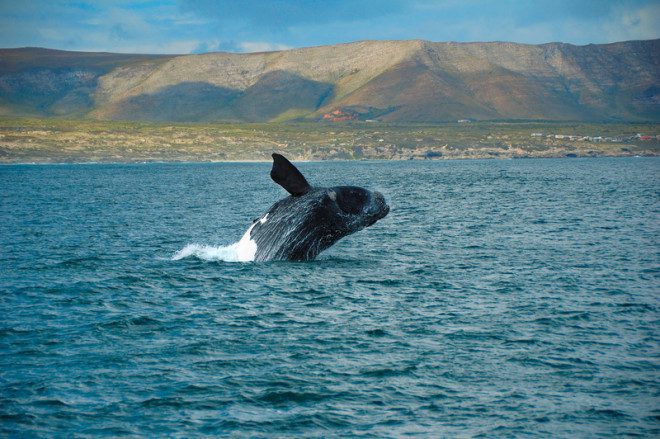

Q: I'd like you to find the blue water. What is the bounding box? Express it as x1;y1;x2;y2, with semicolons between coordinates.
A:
1;158;658;437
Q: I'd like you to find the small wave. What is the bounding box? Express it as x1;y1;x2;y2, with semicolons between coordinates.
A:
172;223;257;262
141;397;185;408
57;255;102;268
584;408;631;420
32;398;69;407
256;390;329;404
365;328;389;337
97;315;162;331
361;365;417;377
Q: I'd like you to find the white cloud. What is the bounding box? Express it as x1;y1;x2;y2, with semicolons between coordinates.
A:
76;40;196;54
606;3;660;42
107;40;201;54
238;41;293;52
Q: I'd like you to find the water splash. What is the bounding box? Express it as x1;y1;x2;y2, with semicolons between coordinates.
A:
172;223;257;262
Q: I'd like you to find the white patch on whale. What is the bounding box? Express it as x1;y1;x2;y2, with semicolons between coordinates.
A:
234;221;258;261
172;222;258;263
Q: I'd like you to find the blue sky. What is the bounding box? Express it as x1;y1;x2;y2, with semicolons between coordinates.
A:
1;0;658;53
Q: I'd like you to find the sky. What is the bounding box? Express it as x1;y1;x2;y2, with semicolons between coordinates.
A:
0;0;658;54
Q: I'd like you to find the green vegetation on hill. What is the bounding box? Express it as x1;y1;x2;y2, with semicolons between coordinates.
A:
0;118;657;163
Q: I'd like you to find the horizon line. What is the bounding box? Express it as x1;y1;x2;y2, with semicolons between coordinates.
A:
2;37;658;56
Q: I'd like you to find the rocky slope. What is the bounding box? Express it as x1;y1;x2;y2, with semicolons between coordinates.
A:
0;40;658;122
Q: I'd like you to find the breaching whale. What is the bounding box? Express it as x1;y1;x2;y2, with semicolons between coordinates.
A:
241;153;389;262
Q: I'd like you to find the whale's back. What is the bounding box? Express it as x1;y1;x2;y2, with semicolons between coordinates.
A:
250;191;340;261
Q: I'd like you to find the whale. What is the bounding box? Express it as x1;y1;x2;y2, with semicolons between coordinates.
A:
239;153;389;262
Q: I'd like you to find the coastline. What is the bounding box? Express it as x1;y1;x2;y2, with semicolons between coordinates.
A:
1;118;657;164
1;155;658;166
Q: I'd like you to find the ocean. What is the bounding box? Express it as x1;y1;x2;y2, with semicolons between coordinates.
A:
1;158;658;436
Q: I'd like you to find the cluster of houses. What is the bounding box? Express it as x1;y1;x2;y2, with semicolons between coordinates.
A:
530;132;658;143
322;109;358;122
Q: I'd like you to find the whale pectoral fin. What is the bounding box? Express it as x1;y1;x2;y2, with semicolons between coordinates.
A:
270;153;312;196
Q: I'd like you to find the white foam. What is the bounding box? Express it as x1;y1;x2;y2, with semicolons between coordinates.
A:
172;222;258;262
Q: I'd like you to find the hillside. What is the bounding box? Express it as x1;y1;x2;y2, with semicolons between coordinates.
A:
0;40;658;122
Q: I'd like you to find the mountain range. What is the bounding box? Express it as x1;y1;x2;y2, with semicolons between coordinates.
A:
0;39;658;122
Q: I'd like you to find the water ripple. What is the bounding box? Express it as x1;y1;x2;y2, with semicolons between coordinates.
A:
1;158;658;436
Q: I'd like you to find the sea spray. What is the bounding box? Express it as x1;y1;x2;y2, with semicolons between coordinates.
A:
172;223;257;262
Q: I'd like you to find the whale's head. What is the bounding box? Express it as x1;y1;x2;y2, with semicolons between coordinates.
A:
326;186;389;232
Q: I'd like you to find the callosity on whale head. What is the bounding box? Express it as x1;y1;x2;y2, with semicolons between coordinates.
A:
247;153;389;261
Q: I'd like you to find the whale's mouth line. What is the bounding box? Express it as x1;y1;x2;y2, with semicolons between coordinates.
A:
365;205;389;227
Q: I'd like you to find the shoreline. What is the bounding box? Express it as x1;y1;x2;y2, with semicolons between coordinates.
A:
2;154;657;166
1;118;657;164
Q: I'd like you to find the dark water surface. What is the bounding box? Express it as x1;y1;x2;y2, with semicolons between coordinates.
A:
1;158;658;437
